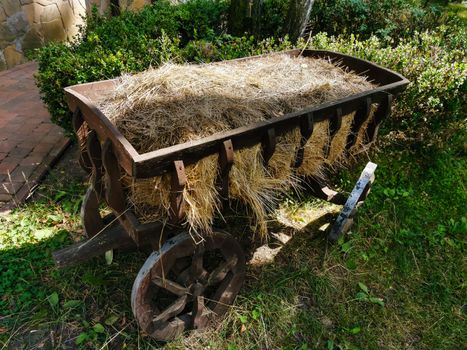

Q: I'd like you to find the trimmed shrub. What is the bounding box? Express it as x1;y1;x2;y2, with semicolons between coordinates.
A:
305;26;467;136
308;0;445;41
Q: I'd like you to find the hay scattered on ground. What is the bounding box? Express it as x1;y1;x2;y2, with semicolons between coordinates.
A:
98;54;376;236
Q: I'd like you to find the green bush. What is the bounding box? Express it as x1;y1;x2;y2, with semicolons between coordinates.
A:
184;35;295;62
305;25;467;137
309;0;445;41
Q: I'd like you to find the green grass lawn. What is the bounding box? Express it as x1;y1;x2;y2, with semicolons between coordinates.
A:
1;131;465;349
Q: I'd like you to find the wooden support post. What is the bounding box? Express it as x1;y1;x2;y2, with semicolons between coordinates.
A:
294;112;314;168
102;140;125;214
72;108;92;173
366;93;392;144
52;224;135;268
80;130;104;237
218;140;234;200
328;162;377;242
324;108;342;158
261;128;276;166
170;160;187;223
346;97;372;150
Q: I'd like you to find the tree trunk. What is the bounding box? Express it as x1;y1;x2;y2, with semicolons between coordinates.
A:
110;0;120;16
228;0;263;36
228;0;251;36
285;0;314;42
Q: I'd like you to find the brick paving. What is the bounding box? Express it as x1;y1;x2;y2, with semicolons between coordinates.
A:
0;62;70;212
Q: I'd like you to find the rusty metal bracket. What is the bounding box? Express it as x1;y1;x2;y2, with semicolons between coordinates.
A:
294;112;314;168
328;162;377;242
218;139;234;200
261;128;276;166
170;160;187;223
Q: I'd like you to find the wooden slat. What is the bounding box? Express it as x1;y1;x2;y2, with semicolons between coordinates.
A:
218;139;234;200
102;140;126;213
80;130;104;237
64;89;139;176
366;93;393;144
261;128;276;166
169;160;187;223
52;224;135;268
324;108;343;158
293;112;314;168
72;108;92;173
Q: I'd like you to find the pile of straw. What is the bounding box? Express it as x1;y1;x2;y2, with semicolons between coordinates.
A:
98;54;376;237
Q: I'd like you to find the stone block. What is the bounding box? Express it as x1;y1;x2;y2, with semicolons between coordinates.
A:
4;45;25;67
0;7;7;23
36;0;54;6
40;3;61;23
22;3;43;24
0;23;16;43
21;26;43;50
57;0;83;38
86;0;110;15
6;12;29;35
2;0;22;17
40;18;66;42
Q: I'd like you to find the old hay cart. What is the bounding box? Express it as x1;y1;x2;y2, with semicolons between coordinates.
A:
52;50;408;340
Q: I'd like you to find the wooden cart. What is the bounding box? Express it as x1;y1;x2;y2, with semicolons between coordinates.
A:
52;50;409;341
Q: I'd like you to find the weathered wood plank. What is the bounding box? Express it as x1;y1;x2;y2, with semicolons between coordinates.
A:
328;162;377;242
52;224;135;268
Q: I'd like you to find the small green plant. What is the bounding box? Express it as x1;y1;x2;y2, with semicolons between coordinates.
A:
355;282;385;307
75;322;107;346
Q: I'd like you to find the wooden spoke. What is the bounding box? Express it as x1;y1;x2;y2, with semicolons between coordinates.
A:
192;295;207;329
176;266;192;286
208;272;235;315
153;295;188;326
191;245;207;280
81;186;104;238
152;276;188;296
172;258;191;275
191;282;207;329
207;256;238;286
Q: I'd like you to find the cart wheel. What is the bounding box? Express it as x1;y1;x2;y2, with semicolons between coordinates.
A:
328;162;377;242
131;231;245;341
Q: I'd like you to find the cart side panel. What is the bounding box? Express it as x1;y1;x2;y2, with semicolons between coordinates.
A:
64;87;139;176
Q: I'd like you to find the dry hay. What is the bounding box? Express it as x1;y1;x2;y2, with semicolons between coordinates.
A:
99;54;376;237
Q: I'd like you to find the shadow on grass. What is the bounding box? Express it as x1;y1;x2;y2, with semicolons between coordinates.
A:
0;204;341;349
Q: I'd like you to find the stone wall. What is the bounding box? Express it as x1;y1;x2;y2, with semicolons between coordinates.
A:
86;0;151;15
0;0;151;70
